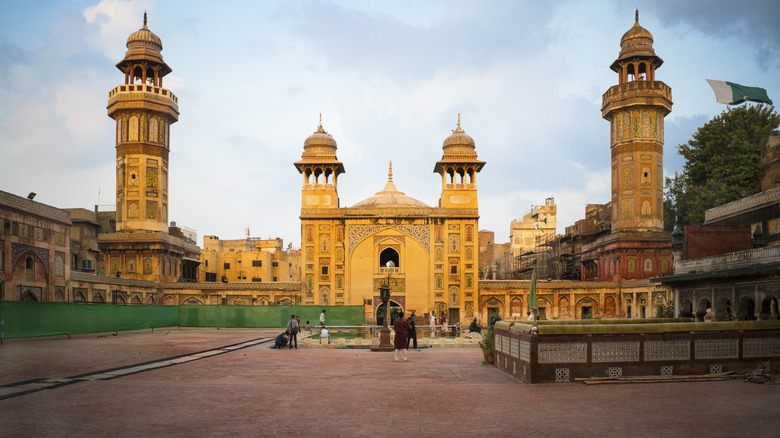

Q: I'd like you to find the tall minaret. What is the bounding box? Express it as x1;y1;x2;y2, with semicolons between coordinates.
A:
602;10;672;232
108;13;179;233
293;115;345;209
433;114;485;209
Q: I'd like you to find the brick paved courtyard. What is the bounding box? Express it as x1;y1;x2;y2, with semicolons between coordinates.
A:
1;328;779;437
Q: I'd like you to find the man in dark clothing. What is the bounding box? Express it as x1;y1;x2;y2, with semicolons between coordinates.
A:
469;317;481;333
407;313;418;349
489;310;502;329
286;314;299;349
274;332;288;349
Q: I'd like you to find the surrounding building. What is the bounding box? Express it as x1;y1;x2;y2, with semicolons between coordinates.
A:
509;197;557;270
0;191;72;301
654;135;780;321
200;234;300;283
295;115;485;323
97;14;201;284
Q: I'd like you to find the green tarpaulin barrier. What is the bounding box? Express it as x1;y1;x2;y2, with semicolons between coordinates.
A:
0;302;364;339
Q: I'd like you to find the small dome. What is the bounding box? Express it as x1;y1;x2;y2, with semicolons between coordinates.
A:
301;116;338;158
351;162;430;209
618;11;655;59
117;13;171;76
127;13;162;51
441;114;478;158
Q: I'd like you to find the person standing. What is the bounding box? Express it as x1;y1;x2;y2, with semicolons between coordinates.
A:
286;314;299;349
320;309;326;327
393;312;410;362
407;313;417;349
430;311;436;333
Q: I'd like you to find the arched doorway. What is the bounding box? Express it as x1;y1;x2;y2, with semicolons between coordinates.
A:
680;299;693;319
737;296;757;321
759;296;779;320
697;298;712;322
376;300;403;327
715;297;732;321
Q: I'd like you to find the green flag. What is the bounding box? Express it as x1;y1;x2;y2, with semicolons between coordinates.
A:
706;79;773;105
529;267;538;318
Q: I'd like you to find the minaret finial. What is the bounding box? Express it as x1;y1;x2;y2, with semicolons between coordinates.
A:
388;161;393;181
635;8;639;23
144;11;148;26
452;113;464;134
316;113;327;133
319;113;322;128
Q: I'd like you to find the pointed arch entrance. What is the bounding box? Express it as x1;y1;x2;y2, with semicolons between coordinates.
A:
376;300;403;327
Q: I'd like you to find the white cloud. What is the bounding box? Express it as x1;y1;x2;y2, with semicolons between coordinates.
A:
84;0;155;59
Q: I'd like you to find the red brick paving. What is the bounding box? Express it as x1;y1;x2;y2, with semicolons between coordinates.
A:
1;328;779;437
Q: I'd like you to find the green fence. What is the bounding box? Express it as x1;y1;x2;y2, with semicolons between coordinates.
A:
0;301;365;339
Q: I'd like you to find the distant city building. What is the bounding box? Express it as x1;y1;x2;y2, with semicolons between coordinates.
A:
200;235;300;283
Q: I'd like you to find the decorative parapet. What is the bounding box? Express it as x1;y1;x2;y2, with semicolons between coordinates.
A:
70;271;159;288
98;231;200;252
301;207;479;218
673;245;780;275
0;190;72;224
478;280;620;290
160;281;302;291
704;187;780;224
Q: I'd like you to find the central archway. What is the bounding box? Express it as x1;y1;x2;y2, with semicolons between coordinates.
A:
376;300;403;327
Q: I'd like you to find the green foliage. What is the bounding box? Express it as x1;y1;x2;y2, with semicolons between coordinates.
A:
655;302;675;318
664;104;780;229
478;327;494;352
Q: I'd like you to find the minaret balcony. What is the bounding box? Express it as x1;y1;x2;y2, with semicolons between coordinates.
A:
108;84;179;118
601;80;672;118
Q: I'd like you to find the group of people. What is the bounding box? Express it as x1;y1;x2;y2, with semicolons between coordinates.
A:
274;309;328;349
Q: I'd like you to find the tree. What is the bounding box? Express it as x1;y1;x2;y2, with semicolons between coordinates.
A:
665;104;780;229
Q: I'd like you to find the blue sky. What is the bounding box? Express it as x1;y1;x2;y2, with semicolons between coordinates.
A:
1;0;778;248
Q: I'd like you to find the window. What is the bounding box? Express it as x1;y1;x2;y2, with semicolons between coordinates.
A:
322;266;328;275
273;276;277;282
82;260;93;269
25;256;34;281
379;248;399;268
224;263;230;269
272;261;278;267
450;265;457;274
252;260;262;267
252;277;262;282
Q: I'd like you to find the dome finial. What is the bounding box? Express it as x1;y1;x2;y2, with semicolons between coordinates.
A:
316;113;327;134
452;113;464;134
388;161;393;181
635;8;639;23
144;11;147;26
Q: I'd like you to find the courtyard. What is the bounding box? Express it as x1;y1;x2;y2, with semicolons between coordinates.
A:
1;328;779;437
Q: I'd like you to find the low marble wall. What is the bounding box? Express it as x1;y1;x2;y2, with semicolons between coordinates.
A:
493;320;780;383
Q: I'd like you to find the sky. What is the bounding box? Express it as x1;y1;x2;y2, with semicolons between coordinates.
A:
1;0;778;249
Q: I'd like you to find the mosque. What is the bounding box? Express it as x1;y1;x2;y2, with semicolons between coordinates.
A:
294;115;485;323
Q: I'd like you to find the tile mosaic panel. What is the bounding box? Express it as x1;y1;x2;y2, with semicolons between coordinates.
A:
660;365;674;376
758;361;770;372
644;340;690;361
743;337;780;358
710;363;723;374
608;367;623;377
695;339;738;360
510;338;519;359
592;341;640;363
538;343;587;364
